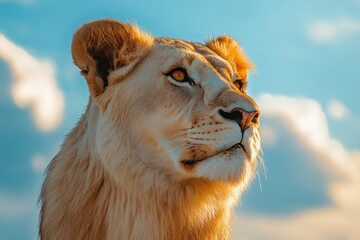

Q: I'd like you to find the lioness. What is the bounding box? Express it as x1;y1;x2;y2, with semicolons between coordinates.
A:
40;19;261;240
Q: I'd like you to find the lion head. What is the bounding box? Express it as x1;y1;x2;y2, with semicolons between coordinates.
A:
40;18;262;240
71;19;260;186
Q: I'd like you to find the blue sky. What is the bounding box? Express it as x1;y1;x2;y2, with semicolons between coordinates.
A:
1;0;360;239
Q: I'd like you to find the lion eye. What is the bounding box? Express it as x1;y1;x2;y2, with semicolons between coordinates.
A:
171;69;186;81
233;79;245;91
171;70;185;82
166;67;195;85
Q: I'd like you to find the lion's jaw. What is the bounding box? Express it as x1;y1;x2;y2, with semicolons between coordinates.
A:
94;41;261;186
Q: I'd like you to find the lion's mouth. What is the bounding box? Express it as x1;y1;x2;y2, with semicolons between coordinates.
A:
181;142;246;167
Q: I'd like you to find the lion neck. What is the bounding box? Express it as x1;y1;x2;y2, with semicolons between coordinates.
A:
42;99;241;240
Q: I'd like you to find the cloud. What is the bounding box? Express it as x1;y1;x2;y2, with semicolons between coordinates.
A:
257;94;359;177
260;125;277;146
308;18;360;43
0;34;64;132
231;94;360;240
32;153;48;172
327;99;349;120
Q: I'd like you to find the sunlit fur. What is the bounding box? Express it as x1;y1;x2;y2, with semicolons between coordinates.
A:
206;35;254;88
40;19;261;240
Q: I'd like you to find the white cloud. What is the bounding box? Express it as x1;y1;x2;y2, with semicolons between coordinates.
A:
261;125;277;146
231;94;360;240
308;18;360;43
0;34;64;132
257;94;359;177
327;99;349;120
32;153;48;172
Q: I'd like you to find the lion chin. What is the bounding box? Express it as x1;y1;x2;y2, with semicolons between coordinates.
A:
39;19;261;240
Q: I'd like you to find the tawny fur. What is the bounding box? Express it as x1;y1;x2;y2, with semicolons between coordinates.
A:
206;36;254;89
40;19;260;240
40;102;239;239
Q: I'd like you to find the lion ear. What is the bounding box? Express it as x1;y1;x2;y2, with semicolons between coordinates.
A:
205;35;253;81
72;19;153;97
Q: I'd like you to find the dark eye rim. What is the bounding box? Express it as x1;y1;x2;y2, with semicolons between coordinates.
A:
165;67;195;86
233;79;246;92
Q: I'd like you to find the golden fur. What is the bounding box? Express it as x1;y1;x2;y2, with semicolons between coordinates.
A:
206;36;254;89
40;19;261;240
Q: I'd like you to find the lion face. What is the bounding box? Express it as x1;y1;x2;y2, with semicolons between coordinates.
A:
72;19;260;185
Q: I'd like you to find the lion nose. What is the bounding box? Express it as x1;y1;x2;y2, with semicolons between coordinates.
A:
219;108;260;132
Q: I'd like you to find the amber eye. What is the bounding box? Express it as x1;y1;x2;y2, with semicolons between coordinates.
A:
171;69;186;81
233;79;245;91
165;67;195;85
